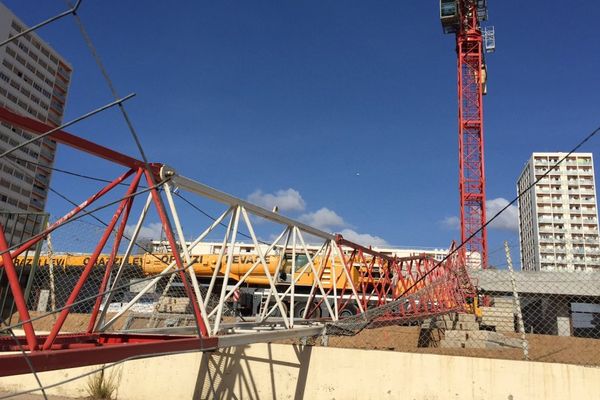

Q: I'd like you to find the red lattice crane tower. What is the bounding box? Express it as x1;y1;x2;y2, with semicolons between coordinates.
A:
440;0;495;268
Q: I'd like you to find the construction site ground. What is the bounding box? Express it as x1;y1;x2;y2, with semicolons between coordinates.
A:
0;392;71;400
289;325;600;366
8;312;599;367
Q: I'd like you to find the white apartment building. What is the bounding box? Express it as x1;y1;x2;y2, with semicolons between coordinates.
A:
517;152;600;272
0;2;72;241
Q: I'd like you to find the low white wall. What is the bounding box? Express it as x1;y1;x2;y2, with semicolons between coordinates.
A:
1;344;599;399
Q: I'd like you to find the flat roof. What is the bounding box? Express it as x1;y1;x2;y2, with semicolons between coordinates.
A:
472;270;600;297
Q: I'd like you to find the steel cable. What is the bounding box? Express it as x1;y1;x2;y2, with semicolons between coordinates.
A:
64;1;152;172
0;326;48;400
393;123;600;301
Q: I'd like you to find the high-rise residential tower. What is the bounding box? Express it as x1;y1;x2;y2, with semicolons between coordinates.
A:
517;152;600;272
0;2;72;240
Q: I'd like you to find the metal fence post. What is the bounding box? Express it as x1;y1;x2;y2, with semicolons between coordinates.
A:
504;241;529;361
23;214;49;310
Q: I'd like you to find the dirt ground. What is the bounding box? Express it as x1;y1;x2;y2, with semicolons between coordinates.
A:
0;391;74;400
280;324;600;366
7;311;146;333
2;313;599;399
8;312;600;367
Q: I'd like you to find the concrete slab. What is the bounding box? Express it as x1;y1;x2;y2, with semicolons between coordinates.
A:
456;321;480;331
457;313;476;322
465;339;501;349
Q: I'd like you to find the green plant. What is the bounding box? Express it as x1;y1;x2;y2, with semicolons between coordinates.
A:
85;366;117;400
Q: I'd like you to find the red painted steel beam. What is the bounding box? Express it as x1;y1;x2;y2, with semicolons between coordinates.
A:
42;169;144;350
0;168;134;268
144;169;209;337
0;334;100;351
0;106;161;177
335;234;398;263
332;237;468;322
0;227;38;351
87;169;142;333
0;334;218;377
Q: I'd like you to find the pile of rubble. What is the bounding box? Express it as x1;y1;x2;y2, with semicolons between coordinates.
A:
420;298;522;349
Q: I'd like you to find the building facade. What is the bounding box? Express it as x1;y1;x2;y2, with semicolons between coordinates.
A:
0;2;72;241
517;152;600;271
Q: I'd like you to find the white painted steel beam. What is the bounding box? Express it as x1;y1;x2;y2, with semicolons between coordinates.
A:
163;166;336;240
217;325;325;347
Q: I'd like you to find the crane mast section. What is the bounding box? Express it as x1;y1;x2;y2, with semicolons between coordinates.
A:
442;0;489;267
457;25;487;268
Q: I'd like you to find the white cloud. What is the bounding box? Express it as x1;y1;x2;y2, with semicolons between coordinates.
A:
298;208;388;247
125;222;164;240
440;198;519;232
486;197;519;231
299;207;347;231
339;228;389;247
441;216;460;230
247;188;390;249
247;188;306;212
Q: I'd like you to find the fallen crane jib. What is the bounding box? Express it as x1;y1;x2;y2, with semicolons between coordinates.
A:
335;235;400;264
0;105;476;375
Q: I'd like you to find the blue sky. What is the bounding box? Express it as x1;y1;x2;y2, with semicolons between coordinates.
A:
3;1;599;267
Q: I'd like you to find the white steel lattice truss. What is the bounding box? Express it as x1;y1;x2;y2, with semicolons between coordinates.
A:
91;165;471;347
97;166;369;343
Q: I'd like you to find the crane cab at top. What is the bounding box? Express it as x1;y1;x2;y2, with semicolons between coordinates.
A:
440;0;459;34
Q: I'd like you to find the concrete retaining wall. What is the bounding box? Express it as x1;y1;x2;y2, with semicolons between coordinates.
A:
1;344;599;399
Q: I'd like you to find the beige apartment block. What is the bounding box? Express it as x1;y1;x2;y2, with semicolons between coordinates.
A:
0;2;72;241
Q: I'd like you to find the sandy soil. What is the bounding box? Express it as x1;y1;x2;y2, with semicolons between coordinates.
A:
281;325;600;366
8;312;600;366
0;391;75;399
7;311;139;333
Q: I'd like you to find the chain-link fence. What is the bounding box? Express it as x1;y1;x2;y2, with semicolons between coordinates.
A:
7;214;600;368
11;216;234;335
0;211;47;325
318;251;600;367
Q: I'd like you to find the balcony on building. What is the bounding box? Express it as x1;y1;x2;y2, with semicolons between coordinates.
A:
32;182;46;195
53;76;68;92
34;173;48;186
57;61;72;80
39;146;54;163
51;88;66;103
46;111;61;127
28;197;43;211
49;99;64;114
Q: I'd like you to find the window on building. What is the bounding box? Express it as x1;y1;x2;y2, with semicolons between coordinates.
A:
11;21;23;33
18;42;29;54
5;47;16;58
15;55;26;66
